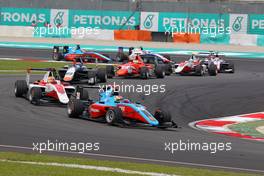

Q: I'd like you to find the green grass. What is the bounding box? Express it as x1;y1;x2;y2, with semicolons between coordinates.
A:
229;120;264;138
0;60;103;73
0;152;260;176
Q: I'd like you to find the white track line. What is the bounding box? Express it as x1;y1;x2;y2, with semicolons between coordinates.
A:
0;159;177;176
0;144;263;173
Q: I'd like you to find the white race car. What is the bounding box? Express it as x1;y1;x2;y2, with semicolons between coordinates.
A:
15;68;75;105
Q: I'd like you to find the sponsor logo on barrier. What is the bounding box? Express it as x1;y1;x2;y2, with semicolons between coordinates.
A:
50;9;69;27
232;16;243;32
140;12;159;31
70;10;139;29
229;14;248;34
1;7;264;37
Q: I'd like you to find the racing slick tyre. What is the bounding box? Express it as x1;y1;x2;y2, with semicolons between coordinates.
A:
87;71;97;85
229;62;235;73
154;109;172;124
164;64;173;76
52;51;63;61
106;65;115;78
195;65;205;76
208;63;217;76
29;87;42;105
155;65;165;78
97;68;107;83
15;80;28;97
67;99;84;118
80;89;89;101
105;107;122;125
140;66;150;79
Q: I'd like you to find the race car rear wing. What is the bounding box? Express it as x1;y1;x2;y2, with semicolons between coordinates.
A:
26;68;56;73
26;68;57;86
53;45;69;54
197;51;225;57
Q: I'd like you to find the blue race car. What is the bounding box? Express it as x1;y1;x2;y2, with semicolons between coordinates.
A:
67;86;178;129
52;45;112;63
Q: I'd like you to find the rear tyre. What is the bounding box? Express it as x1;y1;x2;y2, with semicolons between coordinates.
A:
208;63;217;76
229;63;235;73
29;87;42;105
155;65;165;78
80;89;89;100
87;71;97;85
52;46;59;60
140;67;150;79
105;107;122;125
165;64;173;76
97;68;107;83
106;65;115;78
195;65;204;76
67;99;84;118
52;52;63;61
15;80;27;97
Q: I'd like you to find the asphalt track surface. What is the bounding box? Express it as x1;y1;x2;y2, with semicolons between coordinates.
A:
0;47;264;174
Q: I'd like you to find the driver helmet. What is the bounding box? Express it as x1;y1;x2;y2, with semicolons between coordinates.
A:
115;95;123;101
47;76;55;83
133;59;139;64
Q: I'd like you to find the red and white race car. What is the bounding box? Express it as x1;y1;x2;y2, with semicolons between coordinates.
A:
15;68;75;105
174;54;218;76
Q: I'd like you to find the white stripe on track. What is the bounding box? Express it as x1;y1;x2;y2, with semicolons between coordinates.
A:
0;159;178;176
0;144;264;174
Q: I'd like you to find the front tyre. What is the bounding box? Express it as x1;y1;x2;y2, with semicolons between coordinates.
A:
105;107;122;125
97;68;107;83
106;65;115;78
154;109;172;124
29;87;42;105
140;67;150;79
155;65;165;78
208;63;217;76
67;99;84;118
15;80;27;97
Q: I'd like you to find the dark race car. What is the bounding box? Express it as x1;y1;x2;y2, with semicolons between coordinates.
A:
67;85;178;129
140;53;174;76
58;58;107;85
52;45;112;63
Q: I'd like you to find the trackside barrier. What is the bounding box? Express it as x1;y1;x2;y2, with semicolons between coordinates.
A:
114;30;152;41
0;26;33;37
230;34;258;46
71;29;114;40
172;33;200;43
257;35;264;47
200;33;230;45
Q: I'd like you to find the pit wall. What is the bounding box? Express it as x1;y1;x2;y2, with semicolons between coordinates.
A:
0;7;263;46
